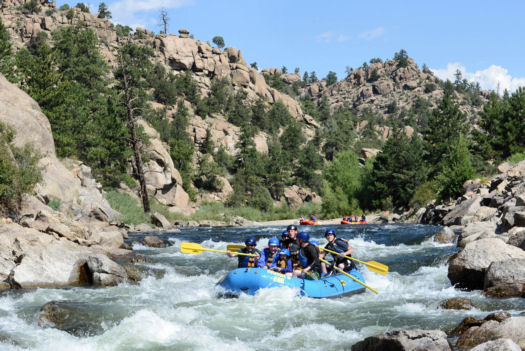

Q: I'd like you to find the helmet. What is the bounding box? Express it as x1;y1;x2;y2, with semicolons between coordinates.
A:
268;237;279;246
245;237;257;246
325;228;336;236
310;240;319;246
297;232;310;242
281;230;289;237
289;243;300;253
287;224;298;231
279;249;290;256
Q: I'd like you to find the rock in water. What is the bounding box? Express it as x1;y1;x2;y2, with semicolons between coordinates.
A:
351;329;451;351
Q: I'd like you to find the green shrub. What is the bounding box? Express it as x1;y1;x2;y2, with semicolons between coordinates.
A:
0;123;42;214
409;181;438;208
507;152;525;164
47;198;61;211
59;4;70;10
105;191;150;225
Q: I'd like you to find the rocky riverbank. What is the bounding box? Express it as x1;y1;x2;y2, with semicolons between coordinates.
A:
421;160;525;298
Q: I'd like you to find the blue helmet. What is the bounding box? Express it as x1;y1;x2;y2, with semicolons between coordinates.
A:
310;240;319;246
281;230;289;237
325;228;336;236
245;237;257;246
268;237;279;246
297;232;310;242
279;249;290;256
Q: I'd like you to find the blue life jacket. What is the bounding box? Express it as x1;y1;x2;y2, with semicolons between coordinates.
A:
258;247;279;268
237;248;261;268
270;255;293;273
298;248;308;267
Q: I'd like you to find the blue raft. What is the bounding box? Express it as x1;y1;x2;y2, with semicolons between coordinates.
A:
217;268;367;298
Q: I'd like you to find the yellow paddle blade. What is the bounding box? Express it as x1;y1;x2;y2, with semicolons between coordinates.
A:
319;247;389;275
180;242;207;254
319;258;378;294
227;244;245;252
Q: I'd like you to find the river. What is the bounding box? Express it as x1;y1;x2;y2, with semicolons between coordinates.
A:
1;224;524;350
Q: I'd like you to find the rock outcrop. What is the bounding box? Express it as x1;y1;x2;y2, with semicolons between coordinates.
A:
456;316;525;350
351;329;451;351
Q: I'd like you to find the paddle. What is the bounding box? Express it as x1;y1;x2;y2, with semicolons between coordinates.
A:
319;247;389;275
181;242;258;257
226;244;245;252
319;257;378;294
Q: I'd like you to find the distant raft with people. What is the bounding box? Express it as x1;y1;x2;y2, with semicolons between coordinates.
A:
216;268;367;298
341;220;367;225
299;219;318;225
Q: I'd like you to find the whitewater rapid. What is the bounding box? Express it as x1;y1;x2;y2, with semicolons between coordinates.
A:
1;224;523;350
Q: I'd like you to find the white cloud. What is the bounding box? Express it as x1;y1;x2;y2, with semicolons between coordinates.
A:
109;0;193;29
315;31;349;43
358;27;385;41
432;62;525;93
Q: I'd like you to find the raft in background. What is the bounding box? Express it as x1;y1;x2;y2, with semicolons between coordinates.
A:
341;220;367;225
217;268;367;298
300;220;318;225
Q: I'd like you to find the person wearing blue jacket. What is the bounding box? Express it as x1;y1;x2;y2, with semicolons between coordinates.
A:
258;237;280;268
270;249;293;274
227;237;260;268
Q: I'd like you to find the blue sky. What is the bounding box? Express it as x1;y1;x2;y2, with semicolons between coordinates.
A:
58;0;525;92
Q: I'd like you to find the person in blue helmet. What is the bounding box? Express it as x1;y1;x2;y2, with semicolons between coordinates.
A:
226;237;260;268
258;237;280;269
293;231;321;279
270;249;293;274
320;228;355;275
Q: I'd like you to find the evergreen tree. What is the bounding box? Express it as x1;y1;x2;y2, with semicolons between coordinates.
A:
394;49;409;68
97;2;111;18
325;71;337;86
295;140;323;192
368;131;428;209
0;19;14;81
212;36;225;49
424;92;468;175
437;134;475;201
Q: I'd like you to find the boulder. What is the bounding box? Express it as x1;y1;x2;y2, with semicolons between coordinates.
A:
441;298;474;310
456;317;525;350
442;196;481;225
351;329;451;351
38;301;107;336
470;339;521;351
507;227;525;250
151;212;171;229
434;227;457;244
372;80;393;95
502;206;525;228
142;235;166;248
160;35;199;71
361;148;380;159
448;238;525;290
483;258;525;297
0;223;128;288
458;221;498;248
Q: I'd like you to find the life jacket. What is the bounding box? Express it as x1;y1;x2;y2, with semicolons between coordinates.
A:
290;253;301;269
326;238;351;262
276;257;288;268
298;248;308;268
264;248;277;267
237;248;260;268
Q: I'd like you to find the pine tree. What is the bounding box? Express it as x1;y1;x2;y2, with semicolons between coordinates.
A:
0;19;14;81
97;2;111;18
425;93;468;175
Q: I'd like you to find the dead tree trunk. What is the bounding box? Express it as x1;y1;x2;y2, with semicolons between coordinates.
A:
119;55;150;213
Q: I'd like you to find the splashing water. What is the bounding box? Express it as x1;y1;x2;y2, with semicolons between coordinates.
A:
1;224;524;350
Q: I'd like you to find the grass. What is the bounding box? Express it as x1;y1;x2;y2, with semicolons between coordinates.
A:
105;189;323;225
105;191;150;225
507;152;525;164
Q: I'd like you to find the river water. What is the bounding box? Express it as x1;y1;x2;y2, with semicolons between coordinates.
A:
1;224;524;350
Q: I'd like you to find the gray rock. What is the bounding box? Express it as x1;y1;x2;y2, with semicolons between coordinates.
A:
442;197;481;226
85;255;127;286
434;227;457;244
457;317;525;350
142;235;166;248
470;338;521;351
507;227;525;250
441;298;474;310
448;238;525;290
38;301;107;336
484;258;525;297
502;206;525;228
351;329;451;351
151;212;171;229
